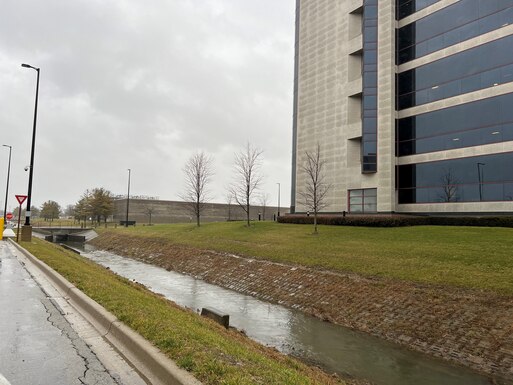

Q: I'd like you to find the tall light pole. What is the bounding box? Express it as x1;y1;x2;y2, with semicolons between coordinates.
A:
276;182;281;218
477;162;485;201
21;63;40;240
126;169;131;227
3;145;12;223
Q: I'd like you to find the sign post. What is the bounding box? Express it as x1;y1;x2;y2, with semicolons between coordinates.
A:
15;195;27;242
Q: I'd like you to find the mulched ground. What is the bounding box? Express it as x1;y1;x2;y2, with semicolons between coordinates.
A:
91;232;513;381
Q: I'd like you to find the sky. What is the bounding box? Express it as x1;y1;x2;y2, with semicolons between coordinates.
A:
0;0;295;213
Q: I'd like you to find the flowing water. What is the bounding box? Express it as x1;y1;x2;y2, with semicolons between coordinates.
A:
74;244;511;385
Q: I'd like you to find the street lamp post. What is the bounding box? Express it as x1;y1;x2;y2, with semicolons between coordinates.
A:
477;162;485;201
3;145;12;224
21;63;40;241
126;169;131;227
276;182;281;219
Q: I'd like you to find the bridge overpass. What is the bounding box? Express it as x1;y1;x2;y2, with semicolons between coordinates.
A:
32;227;97;243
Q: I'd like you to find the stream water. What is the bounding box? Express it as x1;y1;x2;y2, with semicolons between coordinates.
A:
74;244;511;385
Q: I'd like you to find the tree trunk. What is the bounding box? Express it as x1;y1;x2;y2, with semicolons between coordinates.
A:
195;200;201;227
246;186;250;227
314;211;318;234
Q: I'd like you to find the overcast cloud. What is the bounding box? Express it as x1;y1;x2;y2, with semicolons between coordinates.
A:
0;0;294;213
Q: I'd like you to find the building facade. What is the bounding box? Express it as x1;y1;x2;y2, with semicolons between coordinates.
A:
113;199;285;224
291;0;513;214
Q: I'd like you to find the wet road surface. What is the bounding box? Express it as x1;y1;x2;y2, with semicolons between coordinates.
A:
0;241;143;385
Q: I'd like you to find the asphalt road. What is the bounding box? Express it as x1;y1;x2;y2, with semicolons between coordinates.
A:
0;240;146;385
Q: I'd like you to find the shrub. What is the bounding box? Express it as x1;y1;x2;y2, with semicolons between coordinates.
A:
278;215;513;228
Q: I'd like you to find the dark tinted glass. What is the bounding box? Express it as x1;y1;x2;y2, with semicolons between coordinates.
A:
397;0;513;64
397;152;513;203
397;0;442;19
397;35;513;109
362;0;378;173
397;93;513;155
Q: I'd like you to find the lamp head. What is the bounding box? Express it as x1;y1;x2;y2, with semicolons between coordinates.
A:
21;63;39;71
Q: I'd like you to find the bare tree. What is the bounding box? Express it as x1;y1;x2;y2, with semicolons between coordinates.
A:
259;193;270;221
145;206;155;225
439;168;460;202
226;192;233;221
229;143;263;227
300;144;331;234
180;152;214;227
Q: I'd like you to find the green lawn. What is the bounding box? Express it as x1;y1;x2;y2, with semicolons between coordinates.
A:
102;221;513;294
21;239;343;385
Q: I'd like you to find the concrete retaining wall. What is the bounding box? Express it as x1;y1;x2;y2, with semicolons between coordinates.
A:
114;199;287;224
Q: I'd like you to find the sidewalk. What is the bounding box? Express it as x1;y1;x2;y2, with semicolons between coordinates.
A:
0;240;147;385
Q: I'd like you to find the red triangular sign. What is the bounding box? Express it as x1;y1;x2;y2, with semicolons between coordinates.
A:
15;195;27;205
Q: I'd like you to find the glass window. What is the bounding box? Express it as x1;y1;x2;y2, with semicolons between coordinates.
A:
350;197;364;205
362;0;378;173
397;1;513;64
351;205;364;213
398;35;513;109
363;118;378;133
397;0;442;20
397;152;513;203
349;189;378;213
396;93;513;156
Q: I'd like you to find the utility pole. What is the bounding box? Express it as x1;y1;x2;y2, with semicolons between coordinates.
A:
21;63;40;241
2;145;12;223
276;182;281;218
126;169;131;227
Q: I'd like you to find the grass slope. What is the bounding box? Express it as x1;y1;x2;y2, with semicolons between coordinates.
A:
21;239;343;385
102;222;513;294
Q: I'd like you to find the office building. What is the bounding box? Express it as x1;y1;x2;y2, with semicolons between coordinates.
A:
291;0;513;214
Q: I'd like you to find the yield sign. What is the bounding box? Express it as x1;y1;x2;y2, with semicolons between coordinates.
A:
15;195;27;205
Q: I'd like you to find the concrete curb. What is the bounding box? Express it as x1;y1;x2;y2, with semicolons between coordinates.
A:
9;240;202;385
